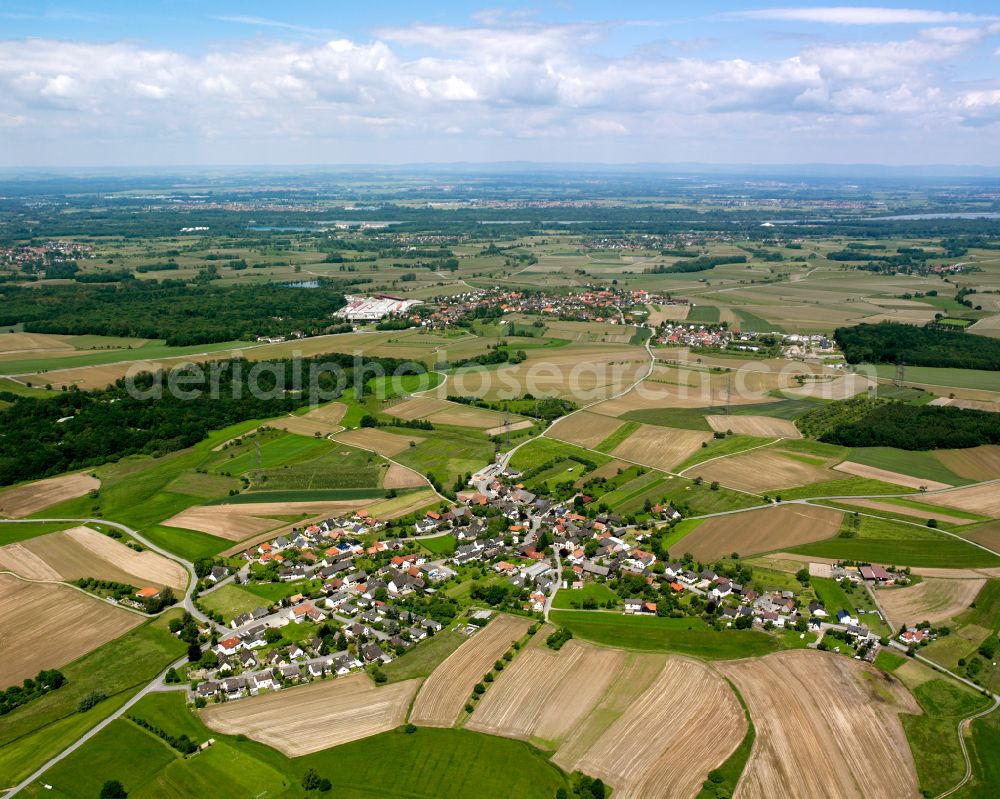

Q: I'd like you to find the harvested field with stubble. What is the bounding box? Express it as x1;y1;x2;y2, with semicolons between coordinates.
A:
386;397;508;429
162;499;376;541
720;650;920;799
0;472;99;518
0;525;187;590
706;415;800;438
840;499;973;526
272;402;347;437
564;657;746;799
833;461;951;491
934;445;1000;481
548;412;625;449
484;419;534;437
610;424;713;471
693;449;834;492
922;484;1000;518
382;462;427;489
409;615;533;728
0;573;142;687
680;504;844;561
335;427;425;457
467;640;627;746
201;673;420;755
877;578;985;629
783;373;874;400
647;304;690;324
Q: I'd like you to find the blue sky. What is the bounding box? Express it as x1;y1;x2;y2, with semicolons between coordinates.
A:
1;1;999;166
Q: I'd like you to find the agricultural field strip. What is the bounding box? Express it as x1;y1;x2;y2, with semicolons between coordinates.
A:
677;437;788;475
330;432;446;503
409;615;533;727
201;673;421;755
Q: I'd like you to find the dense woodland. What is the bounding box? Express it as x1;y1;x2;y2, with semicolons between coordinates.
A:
802;398;1000;450
834;322;1000;371
0;353;422;486
0;282;353;346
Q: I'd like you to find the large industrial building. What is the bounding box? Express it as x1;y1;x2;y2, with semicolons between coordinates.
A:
336;295;423;322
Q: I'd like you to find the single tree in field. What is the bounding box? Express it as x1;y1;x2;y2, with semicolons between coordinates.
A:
100;780;128;799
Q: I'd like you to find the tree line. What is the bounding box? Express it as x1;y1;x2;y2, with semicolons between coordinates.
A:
0;281;357;346
0;353;422;486
835;322;1000;371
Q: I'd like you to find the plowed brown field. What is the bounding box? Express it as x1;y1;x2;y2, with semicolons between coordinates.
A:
0;472;99;518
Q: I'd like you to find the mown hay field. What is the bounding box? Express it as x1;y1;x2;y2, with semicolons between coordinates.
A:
610;424;713;472
335;427;426;457
922;484;1000;518
692;449;835;493
719;650;919;799
0;472;100;518
386;397;508;429
0;525;186;590
201;673;420;755
547;412;625;450
162;499;377;541
877;578;985;629
679;504;844;561
934;445;1000;481
467;640;626;746
833;461;951;491
409;615;533;728
706;415;800;438
564;657;746;799
0;573;143;687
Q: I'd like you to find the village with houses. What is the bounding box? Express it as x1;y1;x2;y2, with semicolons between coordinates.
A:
179;453;929;706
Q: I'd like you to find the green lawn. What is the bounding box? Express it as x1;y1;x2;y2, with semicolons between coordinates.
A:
847;447;971;487
200;584;271;622
548;611;782;659
381;629;466;683
873;649;907;672
0;611;187;788
661;518;704;554
419;533;457;556
0;520;74;545
552;582;620;609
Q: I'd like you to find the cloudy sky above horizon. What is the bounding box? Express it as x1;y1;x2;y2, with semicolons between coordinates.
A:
2;1;1000;167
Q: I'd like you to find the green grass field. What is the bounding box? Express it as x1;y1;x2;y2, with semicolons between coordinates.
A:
206;488;388;504
593;420;640;453
686;305;721;323
509;437;612;473
249;443;384;491
958;707;1000;798
213;432;331;475
847;447;971;486
548;611;782;659
24;690;570;799
790;515;1000;568
0;611;187;788
200;584;273;621
0;520;74;545
418;533;457;556
395;428;496;490
775;476;904;500
874;364;1000;392
902;679;993;797
676;435;774;471
873;649;907;672
142;524;230;561
552;582;620;609
381;629;466;683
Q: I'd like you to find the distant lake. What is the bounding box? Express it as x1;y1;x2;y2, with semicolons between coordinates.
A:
875;212;1000;220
